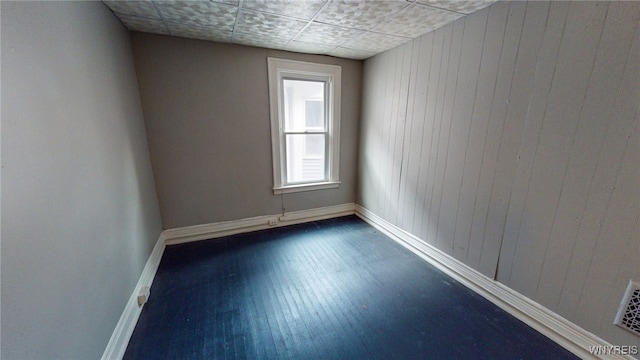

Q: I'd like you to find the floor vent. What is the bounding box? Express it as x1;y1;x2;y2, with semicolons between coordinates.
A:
614;280;640;336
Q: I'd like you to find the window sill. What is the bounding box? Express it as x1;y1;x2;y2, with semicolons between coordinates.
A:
273;181;340;194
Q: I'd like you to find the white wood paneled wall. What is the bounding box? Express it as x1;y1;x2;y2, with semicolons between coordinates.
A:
358;1;639;347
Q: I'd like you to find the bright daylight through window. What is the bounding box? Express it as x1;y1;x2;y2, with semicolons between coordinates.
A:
268;58;341;194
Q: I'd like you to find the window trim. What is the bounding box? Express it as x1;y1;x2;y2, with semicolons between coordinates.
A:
267;58;341;194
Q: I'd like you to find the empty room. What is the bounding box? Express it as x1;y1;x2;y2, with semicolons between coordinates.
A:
1;0;638;359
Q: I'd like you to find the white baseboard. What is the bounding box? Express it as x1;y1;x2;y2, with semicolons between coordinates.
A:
354;205;633;360
163;203;355;245
102;203;356;359
105;204;622;360
101;233;166;360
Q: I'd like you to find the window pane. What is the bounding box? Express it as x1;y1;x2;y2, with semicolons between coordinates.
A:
283;79;325;132
305;100;324;129
286;134;326;183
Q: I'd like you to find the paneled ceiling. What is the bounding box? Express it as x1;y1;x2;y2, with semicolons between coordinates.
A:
103;0;495;60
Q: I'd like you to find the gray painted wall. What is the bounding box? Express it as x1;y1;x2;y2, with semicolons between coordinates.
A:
358;1;639;347
1;2;163;359
130;33;361;229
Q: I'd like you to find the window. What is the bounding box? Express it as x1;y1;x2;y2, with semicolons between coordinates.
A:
267;58;341;194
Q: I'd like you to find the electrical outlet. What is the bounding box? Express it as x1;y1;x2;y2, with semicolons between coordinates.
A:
268;219;278;226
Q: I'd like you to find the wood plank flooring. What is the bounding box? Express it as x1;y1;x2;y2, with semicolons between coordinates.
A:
124;216;577;359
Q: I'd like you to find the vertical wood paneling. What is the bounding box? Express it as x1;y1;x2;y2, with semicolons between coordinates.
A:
466;3;509;269
420;26;452;244
389;43;413;224
505;2;608;298
535;1;637;309
367;51;382;214
358;0;639;347
412;32;440;238
447;11;488;262
555;16;638;328
372;53;390;216
384;49;403;221
400;39;426;232
606;111;640;344
436;16;470;254
384;48;403;221
357;54;381;211
431;19;464;252
493;0;559;281
376;50;396;215
496;1;569;283
577;128;638;336
475;1;526;278
358;57;373;209
563;6;639;340
397;41;420;229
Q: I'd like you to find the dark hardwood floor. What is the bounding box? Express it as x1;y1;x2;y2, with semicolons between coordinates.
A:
124;216;577;359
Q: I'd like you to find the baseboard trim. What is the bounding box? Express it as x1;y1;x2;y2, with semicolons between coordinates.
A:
105;204;621;360
163;203;356;246
101;233;166;360
354;205;631;360
102;203;356;359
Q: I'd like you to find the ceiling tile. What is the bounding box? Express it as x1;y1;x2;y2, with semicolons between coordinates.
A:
102;0;495;60
104;0;160;19
167;23;233;43
343;31;410;53
242;0;327;21
211;0;241;6
294;22;366;47
155;1;238;31
236;9;308;41
232;32;289;50
418;0;493;14
373;3;462;37
117;14;169;34
285;40;335;54
327;47;375;60
314;0;409;30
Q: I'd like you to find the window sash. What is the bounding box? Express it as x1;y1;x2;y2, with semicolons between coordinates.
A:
268;58;341;194
282;77;328;133
280;76;330;185
283;133;328;184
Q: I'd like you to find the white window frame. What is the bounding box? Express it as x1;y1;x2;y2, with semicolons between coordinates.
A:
267;58;341;194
